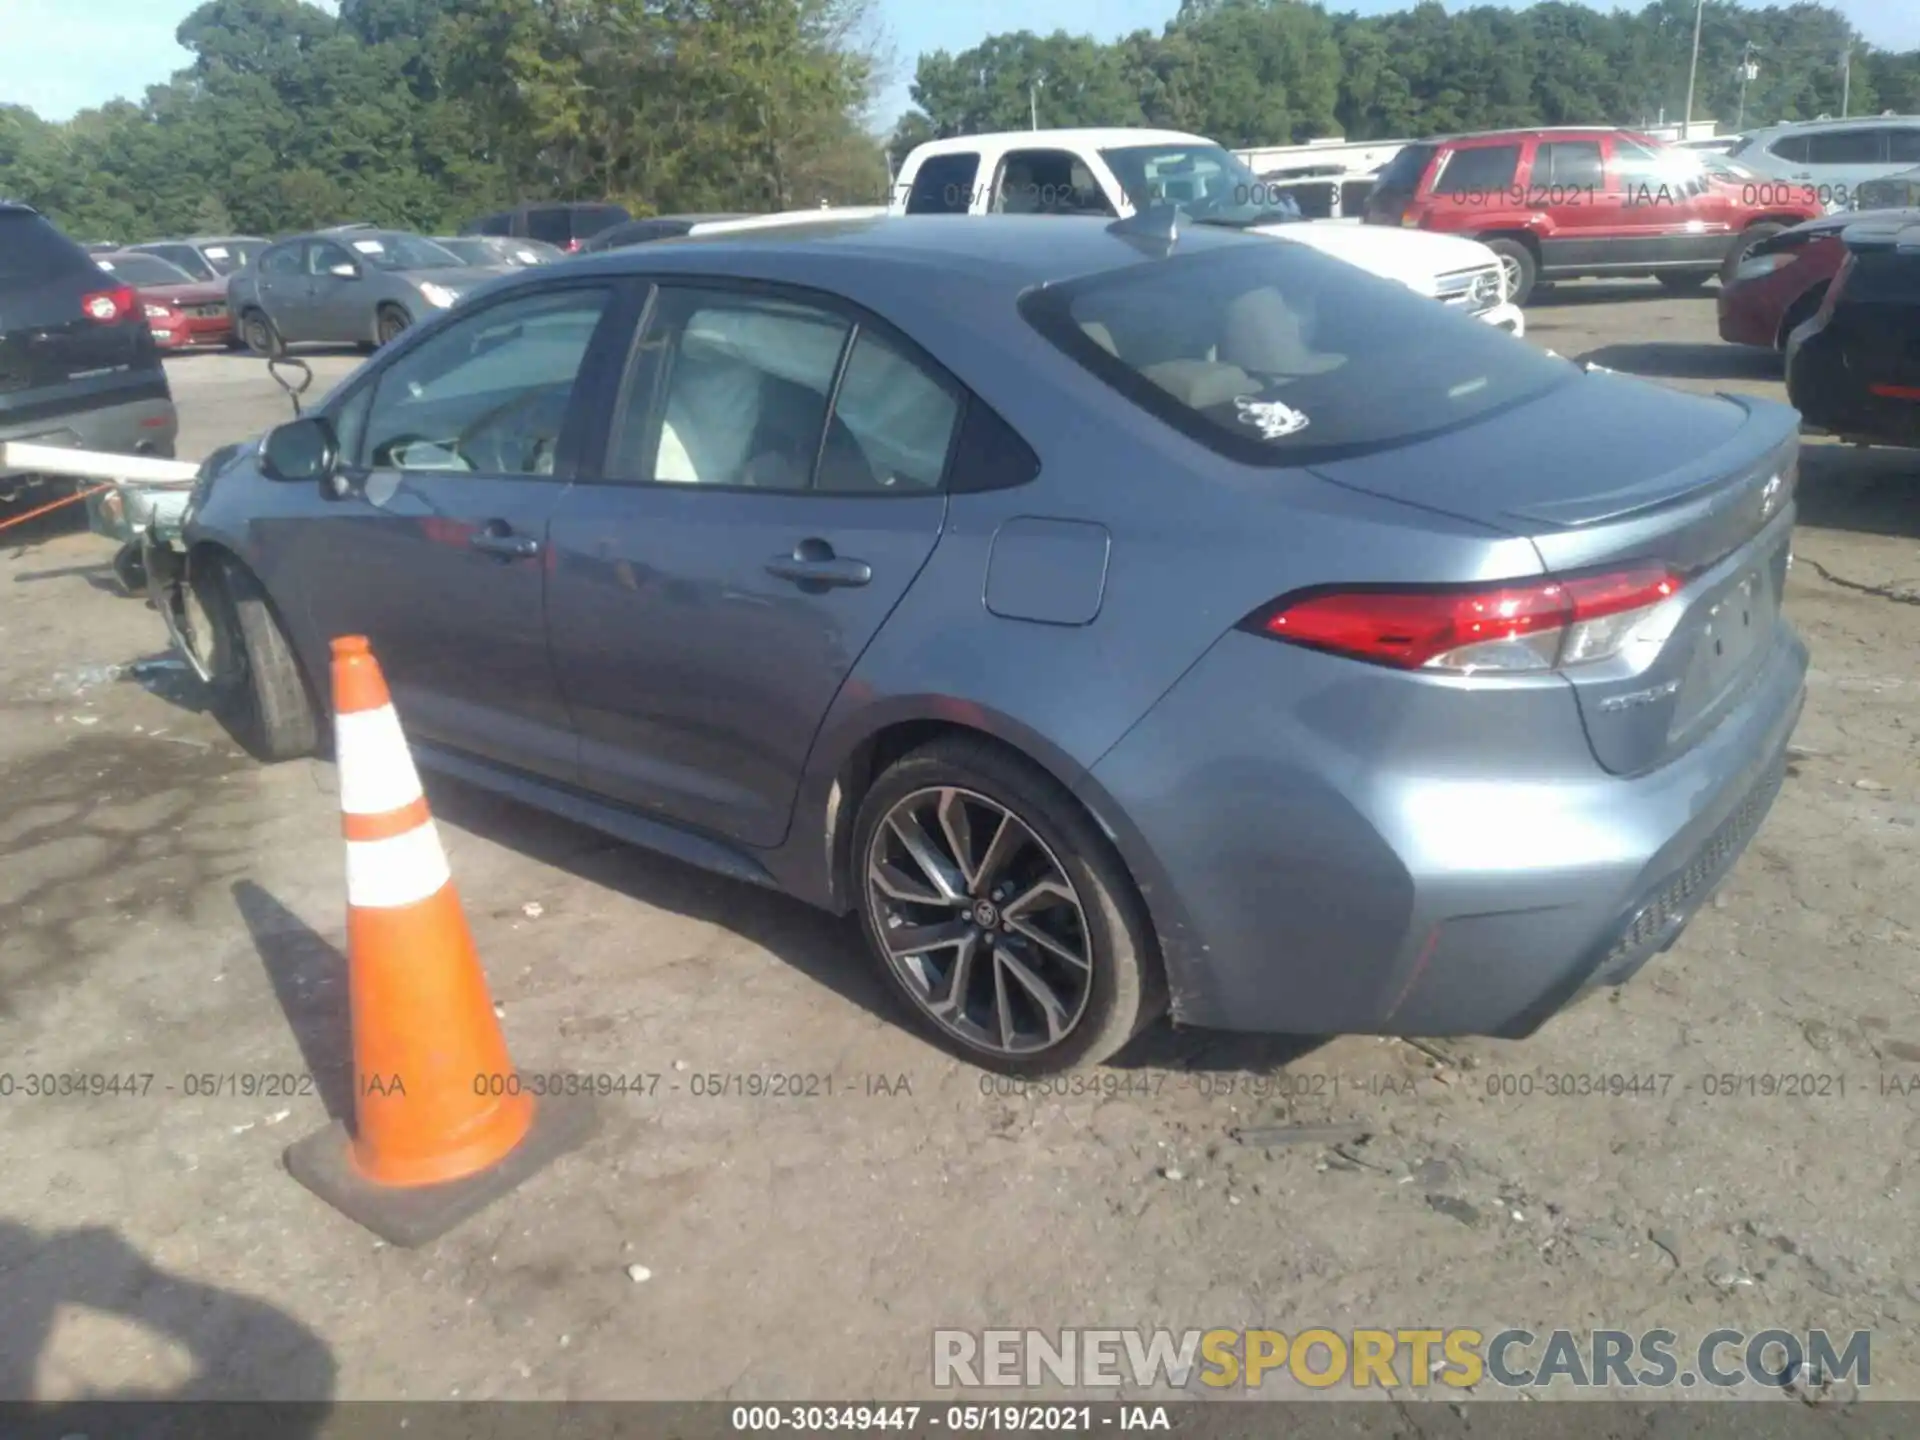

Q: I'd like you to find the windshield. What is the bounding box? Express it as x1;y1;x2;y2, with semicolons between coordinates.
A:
96;253;197;286
345;233;464;271
434;239;493;265
1099;143;1301;226
1021;240;1575;463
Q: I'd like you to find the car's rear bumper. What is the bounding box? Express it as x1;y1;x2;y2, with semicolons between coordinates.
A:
0;395;179;480
1080;620;1808;1038
1787;327;1920;448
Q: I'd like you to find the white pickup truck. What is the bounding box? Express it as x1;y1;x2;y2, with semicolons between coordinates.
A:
890;128;1524;336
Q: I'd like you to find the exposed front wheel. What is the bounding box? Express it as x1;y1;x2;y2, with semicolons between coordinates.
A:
195;555;320;762
240;309;283;357
852;738;1164;1074
376;305;411;347
1482;238;1537;307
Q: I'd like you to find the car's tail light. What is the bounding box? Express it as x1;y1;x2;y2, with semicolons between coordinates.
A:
565;238;583;253
1245;565;1682;675
80;286;135;323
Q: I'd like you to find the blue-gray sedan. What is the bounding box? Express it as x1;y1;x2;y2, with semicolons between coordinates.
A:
162;213;1806;1073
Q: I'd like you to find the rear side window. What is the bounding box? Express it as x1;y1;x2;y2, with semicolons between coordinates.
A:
1769;134;1812;163
1537;141;1603;189
259;246;303;277
1807;129;1886;165
0;211;94;291
906;153;981;214
1372;144;1436;194
1436;145;1521;197
1890;129;1920;164
1021;242;1575;464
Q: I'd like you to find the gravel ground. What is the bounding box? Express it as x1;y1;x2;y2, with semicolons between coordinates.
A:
0;290;1916;1409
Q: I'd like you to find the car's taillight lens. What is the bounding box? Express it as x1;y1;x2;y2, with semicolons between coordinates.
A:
80;286;135;323
1247;565;1683;675
565;238;583;253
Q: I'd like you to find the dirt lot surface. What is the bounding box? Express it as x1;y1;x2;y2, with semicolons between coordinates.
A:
2;295;1917;1409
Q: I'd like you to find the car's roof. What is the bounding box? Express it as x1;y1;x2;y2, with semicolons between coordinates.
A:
550;211;1263;291
1427;126;1639;144
135;235;267;245
909;127;1212;156
1745;114;1920;135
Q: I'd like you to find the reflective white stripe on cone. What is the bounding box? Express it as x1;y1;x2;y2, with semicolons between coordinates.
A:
347;822;454;910
336;704;425;817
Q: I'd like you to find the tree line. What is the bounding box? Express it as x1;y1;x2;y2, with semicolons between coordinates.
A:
1;0;1916;245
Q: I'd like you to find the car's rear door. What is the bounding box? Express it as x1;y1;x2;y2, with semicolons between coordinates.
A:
543;280;962;848
265;277;633;779
0;210;167;444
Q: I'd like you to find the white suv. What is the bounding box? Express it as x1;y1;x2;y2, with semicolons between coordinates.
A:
891;128;1524;335
1728;117;1920;201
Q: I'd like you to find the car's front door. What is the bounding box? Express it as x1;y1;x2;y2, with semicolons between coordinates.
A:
543;281;963;848
250;243;306;333
304;238;369;343
269;279;629;779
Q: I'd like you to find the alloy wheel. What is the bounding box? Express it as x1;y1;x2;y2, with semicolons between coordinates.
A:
1498;253;1524;300
865;786;1094;1057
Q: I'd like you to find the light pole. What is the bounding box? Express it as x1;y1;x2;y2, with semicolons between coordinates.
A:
1682;0;1706;139
1840;47;1851;118
1029;75;1044;131
1736;43;1759;128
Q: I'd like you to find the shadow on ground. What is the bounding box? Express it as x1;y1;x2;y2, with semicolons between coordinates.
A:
1530;279;1716;309
233;880;357;1123
0;1219;336;1410
1573;340;1781;381
1796;441;1920;543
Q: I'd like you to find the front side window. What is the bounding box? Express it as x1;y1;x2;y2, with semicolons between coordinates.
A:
1889;129;1920;164
204;240;264;275
993;149;1114;217
1101;142;1297;224
258;245;302;278
905;152;981;214
308;241;355;276
1021;240;1576;464
358;286;613;476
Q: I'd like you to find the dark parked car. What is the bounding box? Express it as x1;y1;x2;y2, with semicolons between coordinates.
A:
1853;165;1920;212
579;214;753;252
433;236;566;268
0;202;178;502
228;230;504;352
164;214;1805;1073
461;202;631;253
1787;213;1920;448
127;235;269;282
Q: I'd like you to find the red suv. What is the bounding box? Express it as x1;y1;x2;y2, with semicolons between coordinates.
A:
1364;127;1823;304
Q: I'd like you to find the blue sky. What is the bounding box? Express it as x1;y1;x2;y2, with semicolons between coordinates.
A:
3;0;1916;129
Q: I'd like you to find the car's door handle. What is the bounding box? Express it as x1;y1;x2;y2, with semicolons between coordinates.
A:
470;524;541;560
765;540;871;588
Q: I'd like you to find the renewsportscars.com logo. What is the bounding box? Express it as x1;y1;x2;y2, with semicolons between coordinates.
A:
933;1327;1872;1392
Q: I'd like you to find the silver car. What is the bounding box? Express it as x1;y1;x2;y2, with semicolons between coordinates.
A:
227;230;503;353
1728;116;1920;202
169;214;1805;1073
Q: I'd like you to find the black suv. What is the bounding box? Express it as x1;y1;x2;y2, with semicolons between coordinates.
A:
1787;212;1920;449
460;201;631;253
1;202;179;502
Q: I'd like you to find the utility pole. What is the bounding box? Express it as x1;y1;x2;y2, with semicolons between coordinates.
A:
1682;0;1706;139
1840;47;1851;117
1736;43;1759;129
1029;75;1044;131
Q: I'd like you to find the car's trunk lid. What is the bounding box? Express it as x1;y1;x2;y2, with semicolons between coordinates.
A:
1307;369;1800;775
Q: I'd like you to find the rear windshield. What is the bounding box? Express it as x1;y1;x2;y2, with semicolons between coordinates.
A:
1371;144;1436;194
347;233;463;270
1020;241;1576;463
94;253;197;286
0;211;94;290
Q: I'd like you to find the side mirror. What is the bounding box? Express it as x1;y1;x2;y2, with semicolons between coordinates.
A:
260;416;342;494
328;262;360;279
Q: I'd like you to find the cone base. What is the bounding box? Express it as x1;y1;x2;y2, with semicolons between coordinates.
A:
284;1093;596;1248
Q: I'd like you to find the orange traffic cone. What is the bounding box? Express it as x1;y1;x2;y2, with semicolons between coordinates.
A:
284;635;594;1246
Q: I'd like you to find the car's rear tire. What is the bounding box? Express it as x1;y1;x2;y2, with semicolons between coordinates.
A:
850;737;1165;1075
195;554;319;762
1776;282;1828;349
1657;271;1712;293
376;305;411;347
1723;223;1785;285
240;309;283;357
1482;238;1537;306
